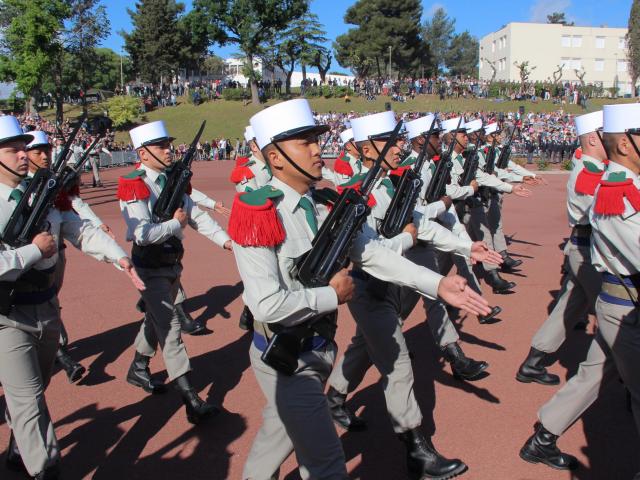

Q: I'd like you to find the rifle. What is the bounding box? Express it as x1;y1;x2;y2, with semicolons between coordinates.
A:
423;116;462;204
459;133;482;186
1;116;89;247
152;120;206;223
292;120;403;288
52;113;87;172
495;125;517;170
379;116;438;238
483;137;498;175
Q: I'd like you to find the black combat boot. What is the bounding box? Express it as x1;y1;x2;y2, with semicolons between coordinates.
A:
500;251;523;272
174;374;219;425
126;351;167;394
516;347;560;385
485;270;516;294
175;303;206;336
326;387;367;431
55;346;86;384
520;423;578;470
478;306;502;324
5;432;27;474
398;428;467;480
238;305;254;331
442;343;488;381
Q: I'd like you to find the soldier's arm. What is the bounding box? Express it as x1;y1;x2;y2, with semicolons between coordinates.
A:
189;187;216;210
60;210;127;263
184;195;230;248
120;199;182;246
0;244;43;281
70;195;104;227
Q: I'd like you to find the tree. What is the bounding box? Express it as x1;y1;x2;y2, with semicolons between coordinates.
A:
546;12;574;26
423;7;455;74
336;0;428;79
91;48;135;91
177;8;211;76
0;0;70;114
290;13;327;82
194;0;308;105
445;31;478;77
65;0;111;115
483;57;497;83
103;95;142;128
203;54;226;76
514;60;536;93
122;0;185;84
574;67;586;86
628;0;640;97
311;49;332;83
552;64;564;84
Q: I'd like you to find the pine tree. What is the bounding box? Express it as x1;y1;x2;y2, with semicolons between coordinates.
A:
335;0;428;78
445;31;479;77
122;0;185;84
423;7;455;75
627;0;640;97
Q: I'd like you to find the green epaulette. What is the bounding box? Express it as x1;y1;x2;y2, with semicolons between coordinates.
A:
238;185;284;206
122;169;146;179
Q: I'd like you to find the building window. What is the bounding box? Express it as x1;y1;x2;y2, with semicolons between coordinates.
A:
595;59;604;71
492;41;495;52
571;58;581;70
560;57;570;68
571;36;582;47
501;36;507;48
561;35;570;47
619;37;626;49
479;59;483;69
618;60;628;72
595;36;605;48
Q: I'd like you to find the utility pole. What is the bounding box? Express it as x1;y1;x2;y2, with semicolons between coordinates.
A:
120;47;124;93
388;46;392;79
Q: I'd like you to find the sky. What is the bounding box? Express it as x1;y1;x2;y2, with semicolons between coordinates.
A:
102;0;633;66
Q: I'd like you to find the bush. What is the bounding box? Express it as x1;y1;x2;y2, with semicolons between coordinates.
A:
536;158;550;171
102;95;142;128
222;88;250;101
561;158;573;170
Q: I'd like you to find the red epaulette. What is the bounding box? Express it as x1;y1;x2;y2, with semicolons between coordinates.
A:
235;155;250;166
575;161;605;196
337;174;376;207
333;156;354;176
594;172;640;215
228;186;286;247
117;171;150;201
574;148;582;160
54;190;73;211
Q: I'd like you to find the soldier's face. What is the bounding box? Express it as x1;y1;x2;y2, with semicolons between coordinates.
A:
345;141;358;158
456;131;468;150
0;140;29;184
369;138;401;171
249;140;264;161
26;146;51;171
140;141;173;170
269;133;322;184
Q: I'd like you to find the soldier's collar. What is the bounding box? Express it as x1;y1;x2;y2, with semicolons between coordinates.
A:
140;163;162;183
269;176;313;214
605;161;639;183
579;153;606;170
0;181;14;200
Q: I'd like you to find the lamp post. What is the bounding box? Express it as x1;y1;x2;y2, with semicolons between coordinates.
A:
388;46;392;79
120;47;124;93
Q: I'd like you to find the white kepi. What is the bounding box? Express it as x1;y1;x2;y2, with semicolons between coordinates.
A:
129;120;175;150
465;119;483;134
250;99;329;150
440;116;466;134
0;116;34;145
603;103;640;133
574;110;603;136
405;114;440;140
244;125;255;143
484;123;499;136
339;128;354;145
351;111;397;142
26;131;50;149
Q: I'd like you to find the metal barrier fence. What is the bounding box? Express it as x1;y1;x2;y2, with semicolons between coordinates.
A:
96;151;138;168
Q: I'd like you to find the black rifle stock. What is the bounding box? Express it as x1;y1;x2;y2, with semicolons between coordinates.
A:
495;125;517;170
52;114;87;172
379;116;438;238
424;117;462;204
152;120;206;223
292;121;403;288
460;136;482;187
483;137;498;175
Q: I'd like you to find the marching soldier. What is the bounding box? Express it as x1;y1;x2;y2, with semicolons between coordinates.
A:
516;111;605;385
519;103;640;474
0;116;143;479
230;125;272;193
229;99;491;480
118;120;231;424
322;128;360;186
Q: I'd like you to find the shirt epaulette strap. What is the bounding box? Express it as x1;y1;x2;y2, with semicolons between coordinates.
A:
117;170;150;201
594;171;640;215
574;160;605;196
228;185;286;247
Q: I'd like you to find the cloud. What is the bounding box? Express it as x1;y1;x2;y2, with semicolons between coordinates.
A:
426;2;446;17
529;0;571;22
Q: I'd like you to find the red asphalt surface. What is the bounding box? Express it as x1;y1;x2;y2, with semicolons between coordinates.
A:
0;161;638;480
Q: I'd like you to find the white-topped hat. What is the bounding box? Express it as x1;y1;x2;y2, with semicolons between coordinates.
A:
339;128;354;145
0;116;34;145
244;125;255;143
405;114;441;140
603;104;640;133
484;122;499;135
441;116;466;134
574;110;603;136
351;111;397;142
465;119;483;134
26;131;50;149
250;99;329;150
129;121;175;150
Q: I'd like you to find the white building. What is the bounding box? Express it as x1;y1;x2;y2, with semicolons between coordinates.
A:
479;22;634;95
223;57;354;88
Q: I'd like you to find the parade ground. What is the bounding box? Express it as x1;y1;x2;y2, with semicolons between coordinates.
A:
0;161;637;480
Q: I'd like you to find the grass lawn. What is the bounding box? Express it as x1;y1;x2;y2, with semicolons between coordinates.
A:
40;94;635;145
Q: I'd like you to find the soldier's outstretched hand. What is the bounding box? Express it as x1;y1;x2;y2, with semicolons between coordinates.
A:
470;241;504;265
118;257;146;291
437;275;490;316
512;184;533;197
